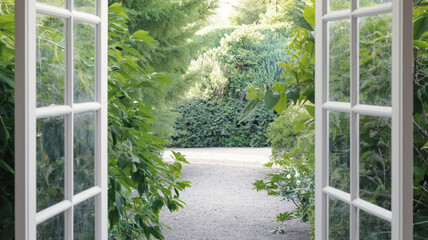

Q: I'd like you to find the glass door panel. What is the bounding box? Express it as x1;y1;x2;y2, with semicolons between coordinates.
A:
315;0;412;239
36;15;65;108
15;0;108;239
329;196;350;239
329;111;350;193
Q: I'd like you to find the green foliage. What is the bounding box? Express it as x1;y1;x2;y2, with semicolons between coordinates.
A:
107;4;190;239
412;2;428;237
253;105;315;232
108;0;219;140
230;0;267;25
251;1;428;238
240;26;315;121
112;0;218;73
188;24;291;100
230;0;312;30
0;1;192;239
0;0;15;238
170;98;276;148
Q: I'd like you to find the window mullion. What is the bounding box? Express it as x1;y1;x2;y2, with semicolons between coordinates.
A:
349;0;359;238
65;0;74;237
390;0;413;239
95;0;109;238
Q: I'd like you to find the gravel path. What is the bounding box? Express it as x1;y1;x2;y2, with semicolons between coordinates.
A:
159;148;311;240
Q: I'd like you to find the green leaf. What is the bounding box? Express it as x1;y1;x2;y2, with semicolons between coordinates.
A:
264;89;280;109
294;120;305;133
0;160;14;174
272;82;286;94
303;3;315;28
151;199;164;210
303;87;315;103
246;86;264;101
305;105;315;118
276;211;294;222
414;40;428;48
413;16;428;40
287;87;300;102
360;151;371;160
131;30;156;44
273;93;288;114
239;99;260;123
421;142;428;150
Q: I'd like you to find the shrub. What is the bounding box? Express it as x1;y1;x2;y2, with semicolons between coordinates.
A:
170;98;277;147
253;105;315;233
186;24;291;100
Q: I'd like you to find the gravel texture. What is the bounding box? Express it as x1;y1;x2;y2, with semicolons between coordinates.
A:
159;148;311;240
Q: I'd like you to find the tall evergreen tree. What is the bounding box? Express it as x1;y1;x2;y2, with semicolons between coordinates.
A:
111;0;218;74
108;0;218;137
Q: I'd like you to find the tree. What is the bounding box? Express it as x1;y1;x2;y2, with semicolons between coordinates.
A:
108;0;218;138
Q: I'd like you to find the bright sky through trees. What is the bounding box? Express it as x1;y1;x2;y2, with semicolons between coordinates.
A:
208;0;239;27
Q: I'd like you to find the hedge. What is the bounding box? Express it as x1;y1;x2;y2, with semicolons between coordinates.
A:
170;98;277;147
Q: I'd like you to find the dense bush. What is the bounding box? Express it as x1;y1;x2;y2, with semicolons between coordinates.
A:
253;105;315;229
107;4;191;239
0;1;15;238
170;98;277;147
187;24;290;100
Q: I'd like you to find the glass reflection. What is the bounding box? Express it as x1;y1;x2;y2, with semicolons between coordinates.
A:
74;198;95;240
329;20;351;102
359;14;392;106
329;197;350;239
329;0;351;12
74;112;95;194
36;15;65;107
74;22;96;103
37;212;64;239
74;0;96;14
329;111;350;192
360;210;391;239
37;116;65;211
360;115;391;210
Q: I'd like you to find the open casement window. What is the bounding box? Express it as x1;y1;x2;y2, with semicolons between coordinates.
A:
314;0;413;239
15;0;108;239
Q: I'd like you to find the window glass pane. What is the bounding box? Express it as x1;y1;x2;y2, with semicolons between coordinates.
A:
36;0;64;8
74;198;95;239
74;112;95;194
329;0;351;12
359;0;391;8
74;22;96;103
359;13;392;106
37;212;64;239
360;210;391;239
36;15;65;108
329;196;350;239
37;116;65;211
360;115;391;210
329;20;350;102
329;111;350;192
74;0;96;14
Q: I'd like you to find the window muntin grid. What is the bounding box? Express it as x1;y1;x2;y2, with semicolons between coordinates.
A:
15;0;108;239
315;0;412;239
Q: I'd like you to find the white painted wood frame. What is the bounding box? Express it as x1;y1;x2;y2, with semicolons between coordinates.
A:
314;0;412;239
15;0;108;239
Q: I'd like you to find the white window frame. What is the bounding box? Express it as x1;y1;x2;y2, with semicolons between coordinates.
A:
15;0;108;239
314;0;413;239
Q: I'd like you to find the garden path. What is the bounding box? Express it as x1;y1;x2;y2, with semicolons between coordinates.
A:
159;148;311;240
